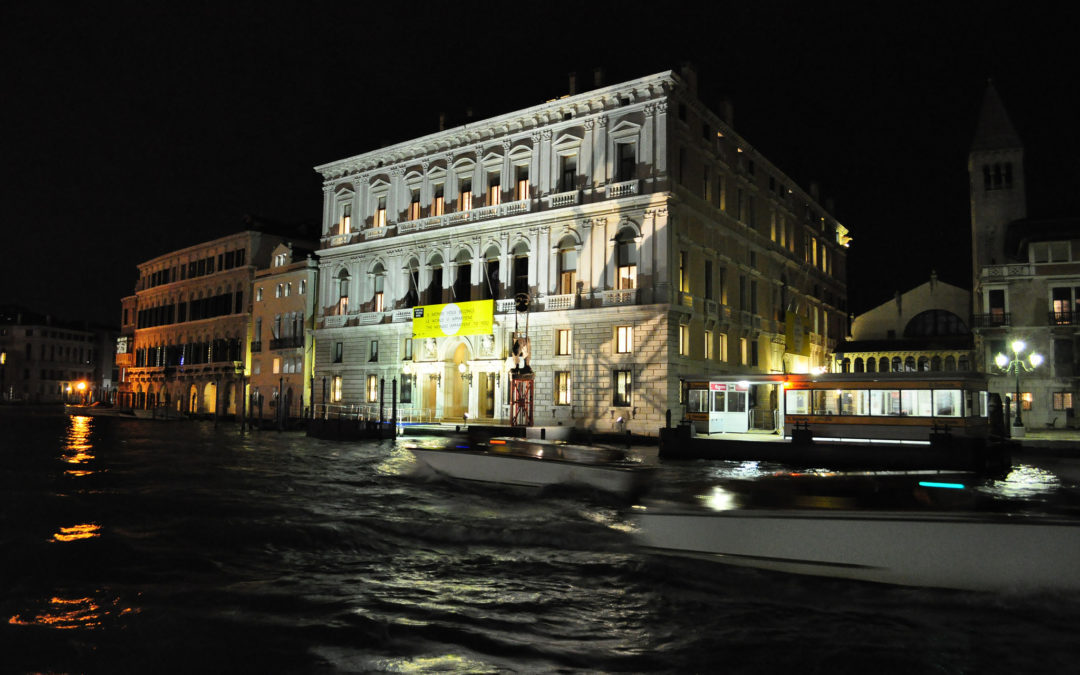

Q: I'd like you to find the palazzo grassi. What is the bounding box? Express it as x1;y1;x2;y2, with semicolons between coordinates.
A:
311;70;849;435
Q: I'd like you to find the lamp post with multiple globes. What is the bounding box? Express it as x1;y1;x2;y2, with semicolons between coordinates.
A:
994;339;1043;434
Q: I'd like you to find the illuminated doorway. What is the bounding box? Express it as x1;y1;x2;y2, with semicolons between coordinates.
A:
203;382;217;414
444;343;469;420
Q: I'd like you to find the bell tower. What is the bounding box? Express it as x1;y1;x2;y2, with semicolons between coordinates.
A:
969;80;1026;299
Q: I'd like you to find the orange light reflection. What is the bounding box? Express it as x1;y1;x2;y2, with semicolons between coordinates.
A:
51;523;101;542
8;594;138;630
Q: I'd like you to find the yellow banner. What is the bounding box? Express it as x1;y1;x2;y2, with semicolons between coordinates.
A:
785;311;811;356
412;300;494;338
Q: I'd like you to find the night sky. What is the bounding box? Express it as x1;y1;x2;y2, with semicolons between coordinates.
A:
3;2;1079;327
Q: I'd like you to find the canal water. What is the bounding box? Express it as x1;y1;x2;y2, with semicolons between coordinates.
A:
2;411;1079;674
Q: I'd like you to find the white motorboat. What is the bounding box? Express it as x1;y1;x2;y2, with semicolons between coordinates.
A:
635;477;1080;592
407;437;655;497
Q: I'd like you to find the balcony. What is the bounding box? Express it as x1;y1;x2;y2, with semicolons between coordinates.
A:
543;294;577;311
1049;311;1077;326
981;264;1034;280
269;336;303;350
496;298;517;313
325;315;347;328
357;311;385;325
606;179;639;198
364;226;390;240
548;190;580;208
971;313;1011;328
678;291;694;308
602;289;637;306
395;199;533;238
393;309;414;323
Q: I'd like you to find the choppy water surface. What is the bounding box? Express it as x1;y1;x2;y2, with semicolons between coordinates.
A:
2;412;1079;674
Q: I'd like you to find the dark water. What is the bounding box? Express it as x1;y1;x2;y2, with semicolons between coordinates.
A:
2;412;1080;674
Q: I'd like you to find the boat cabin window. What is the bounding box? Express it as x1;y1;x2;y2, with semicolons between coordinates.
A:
934;390;962;417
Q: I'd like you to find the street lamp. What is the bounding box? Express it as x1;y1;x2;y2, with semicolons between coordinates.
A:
994;339;1043;431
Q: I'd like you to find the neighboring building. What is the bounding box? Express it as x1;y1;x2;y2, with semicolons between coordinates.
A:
311;70;850;435
0;305;116;403
834;273;975;374
969;82;1079;428
249;242;319;424
118;229;312;416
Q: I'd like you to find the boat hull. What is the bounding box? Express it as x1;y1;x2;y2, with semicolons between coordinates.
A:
636;507;1080;591
409;447;653;497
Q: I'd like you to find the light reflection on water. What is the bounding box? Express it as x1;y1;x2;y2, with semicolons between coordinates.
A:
979;463;1062;500
62;415;95;475
50;523;102;542
7;594;137;631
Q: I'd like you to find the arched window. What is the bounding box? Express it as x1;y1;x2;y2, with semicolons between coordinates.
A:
931;356;942;371
880;357;890;373
336;269;350;315
512;242;529;297
918;356;929;371
866;357;876;373
891;357;902;372
903;310;970;338
557;236;578;295
854;357;864;373
426;254;444;305
615;229;637;289
403;259;420;308
842;358;851;373
482;246;500;300
371;263;386;312
453;250;471;302
944;355;956;372
905;356;916;372
958;355;970;372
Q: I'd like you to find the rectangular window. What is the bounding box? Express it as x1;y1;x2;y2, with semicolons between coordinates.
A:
679;325;689;356
374;196;387;228
408;190;420;221
560;154;577;191
488;173;501;206
285;282;291;297
1019;392;1032;411
740;337;748;365
272;357;280;374
616;143;635;181
340;204;352;233
750;340;758;367
555;371;571;405
719;333;728;362
556;329;571;356
367;374;378;403
1053;392;1073;410
333;342;343;364
616;326;633;353
705;330;714;360
515;166;529;201
374;276;385;313
299;279;306;294
613;370;632;406
404;339;413;360
369;340;378;362
460;180;472;211
433;186;445;216
679;251;689;293
400;374;413;404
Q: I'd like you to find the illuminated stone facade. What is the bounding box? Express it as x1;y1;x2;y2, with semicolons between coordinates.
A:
312;71;849;435
970;83;1080;428
249;243;318;424
118;231;303;416
835;274;975;375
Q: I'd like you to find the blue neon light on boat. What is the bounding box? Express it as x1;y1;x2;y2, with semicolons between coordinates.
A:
918;481;966;489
